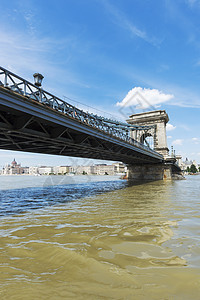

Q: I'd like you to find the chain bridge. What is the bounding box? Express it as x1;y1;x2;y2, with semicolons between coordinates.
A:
0;67;182;180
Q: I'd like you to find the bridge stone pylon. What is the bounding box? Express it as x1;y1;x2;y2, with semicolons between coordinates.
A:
127;110;169;158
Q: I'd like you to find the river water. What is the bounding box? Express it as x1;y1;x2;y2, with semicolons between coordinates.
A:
0;175;200;299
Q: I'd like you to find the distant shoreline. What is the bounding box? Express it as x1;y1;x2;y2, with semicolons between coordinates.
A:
0;173;124;176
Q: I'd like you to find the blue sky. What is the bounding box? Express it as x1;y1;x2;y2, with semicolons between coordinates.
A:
0;0;200;167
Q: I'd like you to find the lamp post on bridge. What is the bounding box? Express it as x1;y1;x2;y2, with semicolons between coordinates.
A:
33;73;44;87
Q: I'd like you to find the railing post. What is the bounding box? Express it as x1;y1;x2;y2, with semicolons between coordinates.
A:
4;71;8;86
24;81;26;96
40;89;42;103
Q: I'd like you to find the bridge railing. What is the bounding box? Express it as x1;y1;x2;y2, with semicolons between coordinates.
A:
0;66;162;158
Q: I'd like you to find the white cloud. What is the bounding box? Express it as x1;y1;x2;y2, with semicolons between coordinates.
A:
172;139;184;146
167;136;172;139
116;87;174;109
166;123;176;131
101;1;160;46
186;0;200;7
158;64;170;72
0;24;91;92
117;61;200;109
187;0;196;4
192;137;199;144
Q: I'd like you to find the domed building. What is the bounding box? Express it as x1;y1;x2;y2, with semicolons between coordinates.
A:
2;159;22;175
11;158;17;167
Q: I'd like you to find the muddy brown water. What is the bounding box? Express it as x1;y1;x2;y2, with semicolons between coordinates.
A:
0;175;200;299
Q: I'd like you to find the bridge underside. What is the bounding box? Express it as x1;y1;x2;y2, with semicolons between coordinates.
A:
0;87;163;165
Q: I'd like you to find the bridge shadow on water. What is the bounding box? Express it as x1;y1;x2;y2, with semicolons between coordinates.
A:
0;178;132;217
0;175;165;217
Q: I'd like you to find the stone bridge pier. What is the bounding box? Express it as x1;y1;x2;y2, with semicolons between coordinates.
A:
126;110;183;181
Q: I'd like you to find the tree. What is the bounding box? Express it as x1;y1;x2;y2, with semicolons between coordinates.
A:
199;167;200;172
190;164;197;174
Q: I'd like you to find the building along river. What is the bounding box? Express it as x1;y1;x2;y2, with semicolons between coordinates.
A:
0;175;200;299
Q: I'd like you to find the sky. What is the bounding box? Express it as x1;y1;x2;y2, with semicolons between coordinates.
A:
0;0;200;167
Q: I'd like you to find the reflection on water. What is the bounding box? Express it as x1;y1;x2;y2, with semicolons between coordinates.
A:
0;175;200;299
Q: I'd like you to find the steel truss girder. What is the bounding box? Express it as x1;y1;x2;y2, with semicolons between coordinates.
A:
0;66;160;148
0;124;160;164
0;86;163;164
0;90;162;160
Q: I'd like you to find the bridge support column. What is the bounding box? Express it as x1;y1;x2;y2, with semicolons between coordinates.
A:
127;164;166;181
127;163;184;181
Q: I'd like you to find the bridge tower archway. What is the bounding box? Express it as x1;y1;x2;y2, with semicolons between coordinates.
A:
140;132;154;149
127;110;169;157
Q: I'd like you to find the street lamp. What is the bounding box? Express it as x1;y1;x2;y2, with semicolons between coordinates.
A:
33;73;44;87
